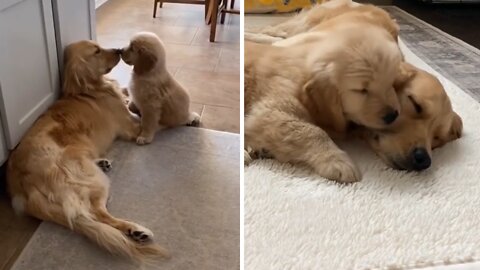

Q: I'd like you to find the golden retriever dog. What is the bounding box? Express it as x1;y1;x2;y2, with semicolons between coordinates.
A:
250;0;398;42
7;41;169;261
362;63;462;170
245;21;404;183
245;0;462;174
121;32;200;145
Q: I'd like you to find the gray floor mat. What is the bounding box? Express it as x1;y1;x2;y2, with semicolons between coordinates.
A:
10;127;240;270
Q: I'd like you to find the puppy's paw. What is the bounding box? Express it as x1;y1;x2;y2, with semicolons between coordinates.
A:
95;159;112;172
136;135;153;145
186;112;200;127
127;225;154;243
315;152;361;183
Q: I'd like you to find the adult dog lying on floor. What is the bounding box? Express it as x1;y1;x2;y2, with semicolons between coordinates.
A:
7;41;169;261
245;0;462;182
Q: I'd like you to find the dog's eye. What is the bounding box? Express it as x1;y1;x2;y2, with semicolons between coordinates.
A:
95;48;101;54
408;95;422;114
356;89;368;95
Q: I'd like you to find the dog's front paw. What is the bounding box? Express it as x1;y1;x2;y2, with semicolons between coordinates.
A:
136;136;153;145
315;152;361;183
186;112;200;127
96;159;112;172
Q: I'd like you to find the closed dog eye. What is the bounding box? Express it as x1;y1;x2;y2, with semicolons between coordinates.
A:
408;95;422;114
354;88;369;95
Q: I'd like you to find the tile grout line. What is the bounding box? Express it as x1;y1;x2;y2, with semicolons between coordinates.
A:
213;48;225;73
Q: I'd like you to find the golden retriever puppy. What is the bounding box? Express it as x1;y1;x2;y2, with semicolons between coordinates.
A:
7;41;169;261
246;0;463;172
245;22;403;183
361;63;462;171
121;32;200;145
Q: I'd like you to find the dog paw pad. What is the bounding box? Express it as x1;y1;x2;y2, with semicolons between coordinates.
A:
96;159;112;172
128;228;153;243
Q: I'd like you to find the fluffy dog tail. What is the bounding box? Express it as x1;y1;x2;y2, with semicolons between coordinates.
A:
74;215;170;262
18;188;170;263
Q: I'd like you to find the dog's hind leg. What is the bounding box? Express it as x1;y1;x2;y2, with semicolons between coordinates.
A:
245;103;361;183
87;172;156;244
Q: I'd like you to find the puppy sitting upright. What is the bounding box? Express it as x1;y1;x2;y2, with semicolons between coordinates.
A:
121;32;200;145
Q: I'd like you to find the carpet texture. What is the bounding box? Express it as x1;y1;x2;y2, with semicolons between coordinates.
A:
244;19;480;270
11;127;240;270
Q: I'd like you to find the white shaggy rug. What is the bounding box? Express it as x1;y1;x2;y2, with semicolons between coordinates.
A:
244;35;480;269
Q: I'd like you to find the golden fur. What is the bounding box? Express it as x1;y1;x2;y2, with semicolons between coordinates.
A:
7;40;169;261
121;32;200;145
362;62;462;170
245;21;404;183
245;0;462;176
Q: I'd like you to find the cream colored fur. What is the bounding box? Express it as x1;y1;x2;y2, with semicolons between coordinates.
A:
245;22;403;183
245;0;462;174
121;32;200;145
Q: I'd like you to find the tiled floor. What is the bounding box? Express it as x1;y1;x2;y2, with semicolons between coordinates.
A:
0;1;239;269
97;0;240;133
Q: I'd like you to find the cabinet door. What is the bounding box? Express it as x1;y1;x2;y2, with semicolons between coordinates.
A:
0;86;8;164
0;0;59;149
52;0;96;70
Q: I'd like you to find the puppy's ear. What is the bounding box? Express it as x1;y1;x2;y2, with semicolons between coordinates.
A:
394;62;416;90
303;77;347;135
450;112;463;139
134;47;158;75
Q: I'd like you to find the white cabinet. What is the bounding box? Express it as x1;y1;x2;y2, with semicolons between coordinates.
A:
0;0;59;149
0;0;94;153
0;86;8;164
52;0;96;70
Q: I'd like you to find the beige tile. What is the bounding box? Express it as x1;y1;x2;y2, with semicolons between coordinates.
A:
164;43;221;72
175;68;239;108
215;47;240;75
201;105;239;133
191;24;240;47
190;102;205;117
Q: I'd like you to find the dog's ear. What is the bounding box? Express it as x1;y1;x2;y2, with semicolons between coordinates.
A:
63;55;95;96
134;47;158;75
394;62;416;90
302;77;347;135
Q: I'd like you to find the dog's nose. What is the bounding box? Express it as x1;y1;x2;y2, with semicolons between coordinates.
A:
115;49;122;54
383;110;398;125
410;147;431;171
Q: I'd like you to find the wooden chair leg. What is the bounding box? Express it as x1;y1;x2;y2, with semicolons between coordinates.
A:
220;0;227;24
205;0;209;19
160;0;163;8
153;0;158;18
230;0;235;9
210;0;218;42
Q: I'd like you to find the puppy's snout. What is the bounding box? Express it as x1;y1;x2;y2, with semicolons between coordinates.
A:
115;48;122;54
383;110;398;125
410;147;431;171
